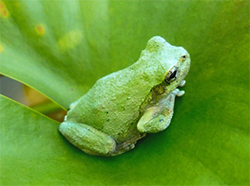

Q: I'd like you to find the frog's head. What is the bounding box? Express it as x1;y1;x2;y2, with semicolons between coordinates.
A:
145;36;191;93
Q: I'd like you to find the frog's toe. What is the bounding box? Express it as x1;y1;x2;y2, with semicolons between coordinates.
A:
172;88;185;97
126;144;135;151
179;80;186;87
64;115;68;121
172;88;179;95
176;90;185;97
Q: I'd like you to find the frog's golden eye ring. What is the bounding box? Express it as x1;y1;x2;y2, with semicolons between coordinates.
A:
165;66;178;84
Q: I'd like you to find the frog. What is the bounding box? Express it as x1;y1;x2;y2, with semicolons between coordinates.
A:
59;36;191;156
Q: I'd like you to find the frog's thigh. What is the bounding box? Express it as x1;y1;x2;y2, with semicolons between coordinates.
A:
59;122;116;156
137;92;177;133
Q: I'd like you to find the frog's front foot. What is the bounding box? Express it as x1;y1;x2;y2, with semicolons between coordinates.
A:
173;80;186;97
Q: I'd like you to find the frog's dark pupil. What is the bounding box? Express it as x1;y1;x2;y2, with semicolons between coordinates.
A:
169;70;177;80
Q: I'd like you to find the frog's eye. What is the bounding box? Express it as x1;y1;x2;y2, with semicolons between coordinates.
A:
165;67;178;84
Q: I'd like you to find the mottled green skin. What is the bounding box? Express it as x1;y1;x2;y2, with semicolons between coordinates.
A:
60;36;191;156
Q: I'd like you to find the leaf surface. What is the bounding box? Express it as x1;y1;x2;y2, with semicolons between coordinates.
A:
0;0;249;185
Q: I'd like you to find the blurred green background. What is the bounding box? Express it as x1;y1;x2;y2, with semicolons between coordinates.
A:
0;0;249;185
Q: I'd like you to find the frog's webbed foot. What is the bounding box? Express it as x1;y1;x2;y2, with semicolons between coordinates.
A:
114;143;136;156
59;122;116;156
114;133;146;155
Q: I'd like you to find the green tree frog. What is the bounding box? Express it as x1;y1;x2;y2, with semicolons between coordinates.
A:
59;36;191;156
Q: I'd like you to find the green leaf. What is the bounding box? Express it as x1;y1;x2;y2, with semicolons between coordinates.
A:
0;0;249;185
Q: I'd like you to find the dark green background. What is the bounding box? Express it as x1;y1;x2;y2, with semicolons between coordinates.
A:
0;0;249;185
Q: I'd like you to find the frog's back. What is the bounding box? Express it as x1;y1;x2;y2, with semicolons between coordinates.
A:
67;65;152;142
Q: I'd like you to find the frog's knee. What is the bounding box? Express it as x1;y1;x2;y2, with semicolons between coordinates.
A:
59;122;116;156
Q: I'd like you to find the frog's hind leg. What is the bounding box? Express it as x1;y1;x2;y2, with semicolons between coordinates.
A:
137;88;184;133
59;122;116;156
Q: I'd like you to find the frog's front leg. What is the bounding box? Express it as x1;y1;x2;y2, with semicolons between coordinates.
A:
59;122;116;156
137;87;185;133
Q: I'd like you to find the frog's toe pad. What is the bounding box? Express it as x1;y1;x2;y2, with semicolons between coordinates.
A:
179;80;186;87
176;90;185;97
125;144;135;151
172;88;185;97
